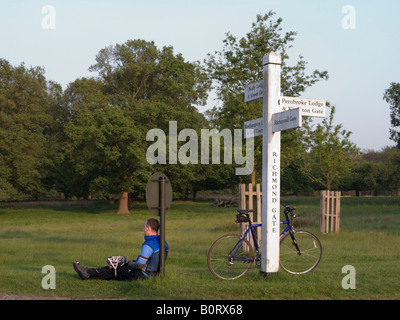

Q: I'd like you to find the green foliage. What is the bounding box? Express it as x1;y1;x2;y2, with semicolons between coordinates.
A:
62;78;150;197
348;147;400;195
380;147;400;191
383;82;400;147
205;11;329;186
302;105;360;190
61;40;213;199
205;11;328;108
89;39;210;109
1;12;400;202
0;59;62;200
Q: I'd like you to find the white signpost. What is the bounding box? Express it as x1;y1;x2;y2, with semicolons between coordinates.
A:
261;52;281;274
243;52;326;275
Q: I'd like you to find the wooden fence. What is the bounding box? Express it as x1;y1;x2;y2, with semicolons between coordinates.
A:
239;186;341;237
320;190;341;233
238;184;262;246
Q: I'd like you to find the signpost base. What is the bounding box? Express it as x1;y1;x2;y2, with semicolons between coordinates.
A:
260;271;268;278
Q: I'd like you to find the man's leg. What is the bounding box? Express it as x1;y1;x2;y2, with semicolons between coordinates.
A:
116;265;146;281
90;264;143;281
73;262;145;281
73;261;115;280
87;266;116;280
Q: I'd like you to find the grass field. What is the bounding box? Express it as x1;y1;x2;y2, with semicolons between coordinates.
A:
0;197;399;300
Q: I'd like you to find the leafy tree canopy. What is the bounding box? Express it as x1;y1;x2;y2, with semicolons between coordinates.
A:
0;59;62;200
383;82;400;147
62;40;212;210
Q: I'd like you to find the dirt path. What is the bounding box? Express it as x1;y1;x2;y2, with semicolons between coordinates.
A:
0;292;71;300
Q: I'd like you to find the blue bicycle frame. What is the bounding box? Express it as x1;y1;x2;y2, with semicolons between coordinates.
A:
231;218;292;261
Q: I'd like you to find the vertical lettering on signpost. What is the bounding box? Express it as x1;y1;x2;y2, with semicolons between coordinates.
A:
271;151;279;234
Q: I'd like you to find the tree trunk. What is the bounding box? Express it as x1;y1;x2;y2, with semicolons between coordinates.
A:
117;191;130;214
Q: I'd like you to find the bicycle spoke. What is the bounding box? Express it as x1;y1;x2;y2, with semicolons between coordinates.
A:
208;205;322;279
279;230;322;274
208;234;254;280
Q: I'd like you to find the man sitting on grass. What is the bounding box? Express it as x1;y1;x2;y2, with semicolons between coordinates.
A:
73;218;168;280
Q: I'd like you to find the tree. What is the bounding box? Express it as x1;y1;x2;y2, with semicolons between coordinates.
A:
64;40;211;213
349;147;400;196
351;161;381;195
383;82;400;147
205;11;328;184
0;59;62;201
302;106;360;191
63;78;155;213
379;147;400;194
89;39;209;110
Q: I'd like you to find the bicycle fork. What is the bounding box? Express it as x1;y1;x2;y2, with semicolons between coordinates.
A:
289;231;302;256
280;221;302;256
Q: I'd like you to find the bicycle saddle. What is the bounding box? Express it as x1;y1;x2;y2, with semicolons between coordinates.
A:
237;209;255;214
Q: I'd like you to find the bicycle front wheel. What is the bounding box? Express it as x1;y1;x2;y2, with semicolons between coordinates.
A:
207;234;254;280
280;230;322;275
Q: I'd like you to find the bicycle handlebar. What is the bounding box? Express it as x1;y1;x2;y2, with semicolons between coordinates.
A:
282;204;298;218
236;205;299;220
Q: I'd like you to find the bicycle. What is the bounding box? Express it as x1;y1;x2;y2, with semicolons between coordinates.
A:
207;204;322;280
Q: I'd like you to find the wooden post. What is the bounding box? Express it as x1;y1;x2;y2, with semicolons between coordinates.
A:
239;184;247;238
239;184;263;248
336;192;341;232
239;184;248;250
320;191;325;233
320;190;341;233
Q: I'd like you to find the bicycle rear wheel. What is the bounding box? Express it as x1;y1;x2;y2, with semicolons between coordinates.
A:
207;234;254;280
279;230;322;274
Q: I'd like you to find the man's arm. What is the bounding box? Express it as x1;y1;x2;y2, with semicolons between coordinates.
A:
128;260;145;270
128;244;154;270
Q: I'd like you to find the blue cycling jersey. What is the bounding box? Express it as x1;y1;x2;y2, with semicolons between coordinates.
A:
136;235;169;276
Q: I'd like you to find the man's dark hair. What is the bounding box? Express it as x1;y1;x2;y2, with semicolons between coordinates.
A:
146;218;159;232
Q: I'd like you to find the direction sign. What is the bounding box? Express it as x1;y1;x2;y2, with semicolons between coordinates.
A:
279;96;326;118
244;80;263;102
244;117;263;138
244;108;302;138
272;108;302;133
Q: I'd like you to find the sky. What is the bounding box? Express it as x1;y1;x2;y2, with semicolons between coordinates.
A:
1;0;399;151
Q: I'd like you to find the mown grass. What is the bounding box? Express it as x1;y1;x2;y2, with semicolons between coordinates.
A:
0;197;399;300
